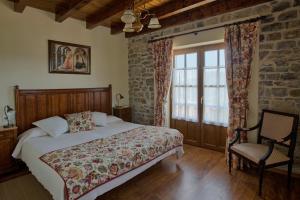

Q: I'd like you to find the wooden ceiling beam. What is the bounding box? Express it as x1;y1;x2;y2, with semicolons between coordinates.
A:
110;0;213;35
86;0;132;29
14;0;26;13
150;0;211;20
55;0;93;23
86;0;152;30
124;0;272;37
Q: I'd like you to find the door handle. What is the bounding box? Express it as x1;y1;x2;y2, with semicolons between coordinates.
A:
200;96;203;105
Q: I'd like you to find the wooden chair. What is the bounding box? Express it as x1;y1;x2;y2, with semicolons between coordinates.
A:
228;109;299;196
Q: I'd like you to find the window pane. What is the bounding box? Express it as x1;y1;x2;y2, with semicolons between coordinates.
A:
204;68;217;86
204;87;218;106
175;54;185;69
219;87;229;125
173;69;185;86
186;69;197;86
219;49;225;66
203;87;218;123
219;67;226;86
205;50;218;67
172;87;185;119
219;87;229;108
186;53;197;69
186;87;198;122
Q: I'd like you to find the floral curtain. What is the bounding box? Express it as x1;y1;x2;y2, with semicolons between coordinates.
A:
150;39;173;126
225;22;259;164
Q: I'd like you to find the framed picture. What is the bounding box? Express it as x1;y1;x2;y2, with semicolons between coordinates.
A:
48;40;91;74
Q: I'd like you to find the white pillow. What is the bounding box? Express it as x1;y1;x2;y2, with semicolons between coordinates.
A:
92;112;107;126
32;116;68;137
12;127;48;158
107;115;123;124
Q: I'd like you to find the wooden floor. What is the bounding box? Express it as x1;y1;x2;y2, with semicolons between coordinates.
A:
0;145;299;200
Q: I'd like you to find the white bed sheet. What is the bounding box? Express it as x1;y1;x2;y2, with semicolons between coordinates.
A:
17;121;183;200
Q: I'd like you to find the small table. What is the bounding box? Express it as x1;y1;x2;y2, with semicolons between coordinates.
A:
0;126;17;174
113;107;132;122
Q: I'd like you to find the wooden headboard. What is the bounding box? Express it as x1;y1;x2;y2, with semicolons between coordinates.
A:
15;85;112;135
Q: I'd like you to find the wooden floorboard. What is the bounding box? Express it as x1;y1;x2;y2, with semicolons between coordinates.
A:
0;145;299;200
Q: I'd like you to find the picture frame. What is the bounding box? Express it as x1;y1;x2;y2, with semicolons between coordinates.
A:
48;40;91;74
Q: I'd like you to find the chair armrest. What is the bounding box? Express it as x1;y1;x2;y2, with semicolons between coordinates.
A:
259;139;276;164
228;123;260;150
239;123;260;132
228;129;241;148
279;134;291;143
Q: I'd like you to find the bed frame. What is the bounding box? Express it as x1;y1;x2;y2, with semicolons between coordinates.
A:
15;85;112;135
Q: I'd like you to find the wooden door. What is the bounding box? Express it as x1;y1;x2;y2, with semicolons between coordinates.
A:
200;44;228;152
170;48;202;146
170;44;227;152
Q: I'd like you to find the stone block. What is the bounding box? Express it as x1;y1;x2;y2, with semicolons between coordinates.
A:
261;16;275;24
265;73;281;80
196;21;204;28
284;29;300;39
267;32;282;40
290;64;300;72
261;23;283;32
290;89;300;97
259;51;269;60
260;65;274;72
278;10;298;21
271;1;291;12
272;88;288;97
277;40;296;50
281;72;298;80
220;14;231;23
260;43;274;49
286;19;300;28
205;17;219;26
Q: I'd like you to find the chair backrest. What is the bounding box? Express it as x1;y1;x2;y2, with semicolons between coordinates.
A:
258;110;298;150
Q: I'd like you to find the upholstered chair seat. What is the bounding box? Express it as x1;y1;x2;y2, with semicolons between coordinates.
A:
228;109;299;196
231;143;290;165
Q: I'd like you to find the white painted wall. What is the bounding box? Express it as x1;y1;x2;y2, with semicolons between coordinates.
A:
0;0;129;125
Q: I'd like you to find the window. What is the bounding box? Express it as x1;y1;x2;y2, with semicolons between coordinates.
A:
171;45;229;126
203;49;229;126
172;52;198;122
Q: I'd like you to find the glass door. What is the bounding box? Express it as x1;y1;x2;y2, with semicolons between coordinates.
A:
171;48;201;146
201;44;228;151
170;44;228;151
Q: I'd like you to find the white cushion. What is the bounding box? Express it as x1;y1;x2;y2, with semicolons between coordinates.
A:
32;116;68;137
92;112;107;126
231;143;290;165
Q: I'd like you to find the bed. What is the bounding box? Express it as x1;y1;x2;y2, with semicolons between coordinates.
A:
12;85;184;200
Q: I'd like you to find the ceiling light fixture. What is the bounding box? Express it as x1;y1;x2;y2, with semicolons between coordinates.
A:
121;0;161;33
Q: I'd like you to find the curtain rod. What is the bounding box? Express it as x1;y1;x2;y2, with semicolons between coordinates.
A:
148;15;268;43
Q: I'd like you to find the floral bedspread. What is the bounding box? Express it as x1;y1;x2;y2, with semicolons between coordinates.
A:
40;126;183;200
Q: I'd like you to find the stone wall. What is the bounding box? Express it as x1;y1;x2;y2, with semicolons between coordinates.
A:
128;0;300;172
259;0;300;170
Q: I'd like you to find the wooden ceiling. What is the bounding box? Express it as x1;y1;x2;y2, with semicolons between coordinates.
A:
10;0;272;37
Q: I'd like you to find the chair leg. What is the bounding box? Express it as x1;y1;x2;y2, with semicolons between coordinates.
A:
237;157;241;170
288;161;293;189
258;164;265;196
229;150;232;174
